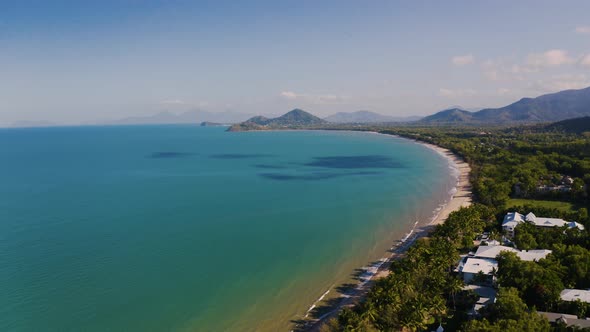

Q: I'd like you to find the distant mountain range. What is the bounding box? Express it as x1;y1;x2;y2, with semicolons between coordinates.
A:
228;109;326;131
228;86;590;129
8;86;590;128
9;120;58;128
420;86;590;124
105;110;255;125
324;111;421;123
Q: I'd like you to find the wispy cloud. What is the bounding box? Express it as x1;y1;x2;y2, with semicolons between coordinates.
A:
451;54;475;66
526;49;574;68
575;26;590;34
531;74;590;93
580;54;590;68
481;59;530;81
160;99;186;105
481;49;580;82
438;88;477;98
279;91;348;104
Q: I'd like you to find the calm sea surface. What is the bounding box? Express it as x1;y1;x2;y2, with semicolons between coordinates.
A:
0;125;455;331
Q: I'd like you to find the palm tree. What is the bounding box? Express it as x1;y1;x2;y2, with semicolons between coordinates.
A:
447;276;464;310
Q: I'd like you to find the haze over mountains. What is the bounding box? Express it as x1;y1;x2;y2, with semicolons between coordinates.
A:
6;86;590;128
324;111;421;123
103;110;256;126
116;86;590;127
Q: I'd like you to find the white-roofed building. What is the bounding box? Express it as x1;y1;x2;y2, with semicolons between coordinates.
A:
459;244;552;285
502;212;584;238
560;289;590;303
502;212;525;237
517;249;552;261
474;245;518;258
473;245;551;262
460;257;498;283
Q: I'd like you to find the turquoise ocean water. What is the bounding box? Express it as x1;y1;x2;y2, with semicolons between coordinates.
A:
0;125;455;331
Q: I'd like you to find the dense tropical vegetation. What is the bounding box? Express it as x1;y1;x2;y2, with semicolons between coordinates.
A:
318;122;590;331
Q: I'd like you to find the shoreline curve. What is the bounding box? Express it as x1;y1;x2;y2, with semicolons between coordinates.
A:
300;133;472;332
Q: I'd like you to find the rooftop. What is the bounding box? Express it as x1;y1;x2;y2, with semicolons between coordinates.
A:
464;285;497;316
474;245;518;259
502;212;524;228
538;311;590;329
560;289;590;303
502;212;584;231
461;258;498;275
517;249;552;261
538;311;577;321
474;245;551;262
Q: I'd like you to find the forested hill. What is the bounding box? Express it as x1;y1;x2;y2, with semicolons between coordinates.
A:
419;108;474;124
419;86;590;125
545;116;590;134
227;109;326;131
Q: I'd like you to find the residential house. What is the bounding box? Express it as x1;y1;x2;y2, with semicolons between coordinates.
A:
538;312;590;329
463;284;496;316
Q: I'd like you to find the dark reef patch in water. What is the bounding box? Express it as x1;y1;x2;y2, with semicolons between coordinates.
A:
254;164;288;169
304;155;402;169
259;171;382;181
210;153;274;159
149;152;194;159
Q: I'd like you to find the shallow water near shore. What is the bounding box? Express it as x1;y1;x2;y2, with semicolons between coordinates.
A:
0;125;455;331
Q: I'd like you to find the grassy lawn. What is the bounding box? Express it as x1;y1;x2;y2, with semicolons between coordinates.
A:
506;198;578;212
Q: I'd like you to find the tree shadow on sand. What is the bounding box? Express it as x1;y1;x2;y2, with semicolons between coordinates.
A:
290;225;437;331
289;262;384;331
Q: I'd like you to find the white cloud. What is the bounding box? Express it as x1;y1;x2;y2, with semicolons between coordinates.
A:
280;91;297;99
526;49;574;67
580;54;590;68
451;54;475;66
497;88;511;96
438;88;477;98
575;26;590;34
279;91;348;104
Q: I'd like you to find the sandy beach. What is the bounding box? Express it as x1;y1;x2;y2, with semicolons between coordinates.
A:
302;138;472;332
421;142;473;226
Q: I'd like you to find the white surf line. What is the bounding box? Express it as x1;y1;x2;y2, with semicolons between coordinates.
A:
305;288;333;318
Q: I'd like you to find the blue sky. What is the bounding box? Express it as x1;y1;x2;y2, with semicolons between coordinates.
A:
2;1;590;124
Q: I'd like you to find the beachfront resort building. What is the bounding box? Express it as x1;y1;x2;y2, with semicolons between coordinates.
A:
561;289;590;304
458;245;552;283
474;245;551;262
502;212;585;238
460;257;498;283
538;312;590;329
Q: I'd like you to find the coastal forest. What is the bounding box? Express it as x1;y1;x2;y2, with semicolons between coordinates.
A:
319;119;590;332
